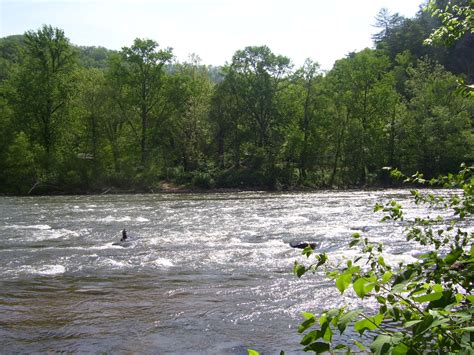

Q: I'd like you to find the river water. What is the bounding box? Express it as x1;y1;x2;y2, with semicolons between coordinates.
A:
0;190;457;353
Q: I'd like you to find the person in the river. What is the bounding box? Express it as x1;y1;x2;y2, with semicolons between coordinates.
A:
120;229;128;242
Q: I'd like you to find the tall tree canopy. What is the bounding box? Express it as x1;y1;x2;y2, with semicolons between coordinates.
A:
0;4;472;194
13;25;77;175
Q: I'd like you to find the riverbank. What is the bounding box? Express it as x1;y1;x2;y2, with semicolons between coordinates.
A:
0;180;436;197
0;179;415;197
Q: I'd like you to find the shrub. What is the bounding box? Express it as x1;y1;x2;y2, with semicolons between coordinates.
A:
191;171;215;189
293;165;473;354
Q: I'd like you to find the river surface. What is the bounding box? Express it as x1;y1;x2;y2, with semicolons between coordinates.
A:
0;190;459;353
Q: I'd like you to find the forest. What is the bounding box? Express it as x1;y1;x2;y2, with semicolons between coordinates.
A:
0;1;472;194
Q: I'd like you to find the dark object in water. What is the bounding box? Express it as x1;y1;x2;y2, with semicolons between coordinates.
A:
120;229;128;242
112;240;132;247
290;241;317;249
112;229;133;247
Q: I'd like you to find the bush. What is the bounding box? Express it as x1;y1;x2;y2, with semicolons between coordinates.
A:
215;168;266;188
293;165;473;354
191;171;215;189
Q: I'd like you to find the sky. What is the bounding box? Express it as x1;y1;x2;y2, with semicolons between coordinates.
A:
0;0;424;70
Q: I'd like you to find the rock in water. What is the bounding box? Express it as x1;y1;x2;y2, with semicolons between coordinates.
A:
289;241;317;249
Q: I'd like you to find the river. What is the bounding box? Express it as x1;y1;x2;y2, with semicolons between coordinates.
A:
0;190;454;353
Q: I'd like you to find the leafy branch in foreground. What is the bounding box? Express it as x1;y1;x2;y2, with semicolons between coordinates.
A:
424;0;474;98
424;0;473;47
293;165;473;354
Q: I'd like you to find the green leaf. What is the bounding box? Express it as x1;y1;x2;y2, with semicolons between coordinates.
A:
321;323;333;342
354;319;377;335
392;343;409;355
374;203;384;212
353;277;375;298
294;262;306;278
381;271;393;284
315;253;328;267
336;273;352;294
326;308;340;320
413;315;434;335
444;248;463;265
337;310;361;333
354;340;366;351
349;239;360;247
413;292;443;303
247;350;259;355
319;313;327;326
429;318;450;329
302;312;315;320
354;314;383;335
300;330;319;346
303;342;330;353
370;334;392;354
298;317;316;333
403;319;423;328
303;245;314;257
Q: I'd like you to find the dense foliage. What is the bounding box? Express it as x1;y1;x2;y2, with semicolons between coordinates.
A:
293;165;473;353
0;1;472;194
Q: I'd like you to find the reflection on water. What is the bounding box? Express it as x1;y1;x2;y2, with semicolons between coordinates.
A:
0;190;457;353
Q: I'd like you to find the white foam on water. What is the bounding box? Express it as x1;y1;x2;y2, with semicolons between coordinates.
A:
101;215;132;222
99;258;129;268
326;248;418;267
71;243;120;250
147;237;167;246
41;264;66;275
30;228;80;241
5;224;52;230
228;237;243;245
152;258;174;267
25;264;66;276
136;217;149;222
262;239;287;248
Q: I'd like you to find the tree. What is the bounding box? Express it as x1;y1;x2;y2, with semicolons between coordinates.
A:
3;132;38;193
278;58;333;187
400;58;473;176
326;49;398;185
224;46;293;186
372;8;404;44
13;25;77;174
293;59;323;181
171;55;213;172
228;46;292;149
114;38;173;168
74;67;109;181
425;0;474;87
208;70;247;172
425;0;473;47
0;35;24;82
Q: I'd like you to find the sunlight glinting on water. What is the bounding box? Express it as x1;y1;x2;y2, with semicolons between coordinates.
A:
0;190;466;352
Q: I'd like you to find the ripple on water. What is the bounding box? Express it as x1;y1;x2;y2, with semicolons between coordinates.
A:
0;189;466;353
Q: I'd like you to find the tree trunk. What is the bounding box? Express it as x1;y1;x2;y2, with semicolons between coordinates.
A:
140;103;148;167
